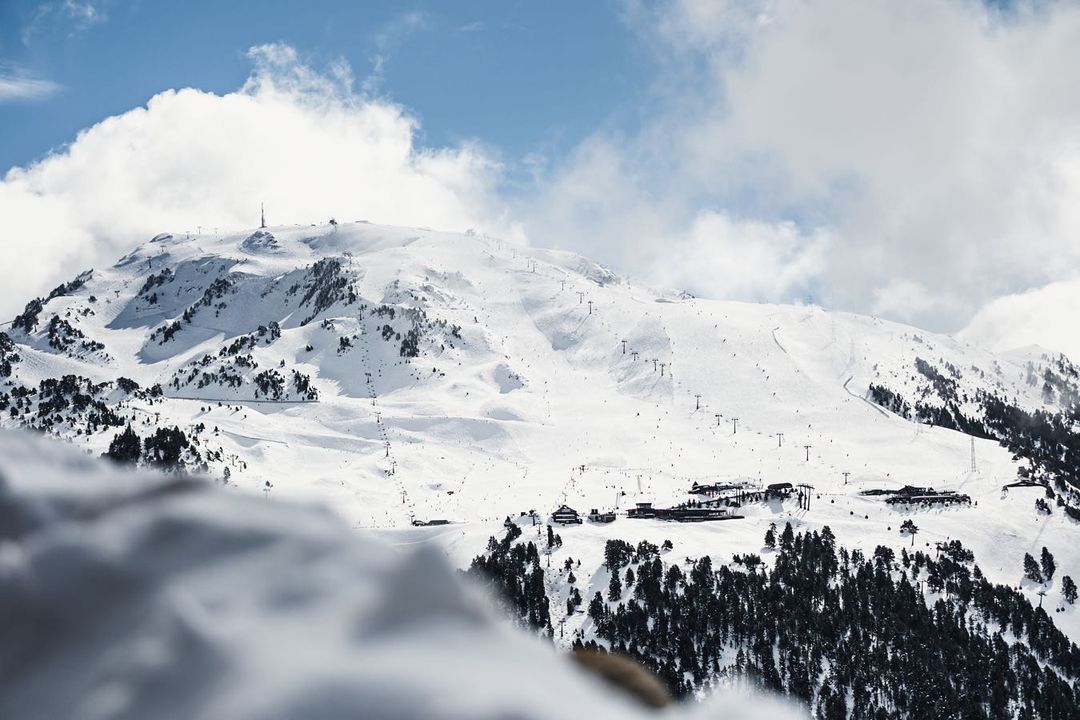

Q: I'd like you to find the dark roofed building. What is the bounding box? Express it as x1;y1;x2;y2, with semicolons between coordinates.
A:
552;504;583;525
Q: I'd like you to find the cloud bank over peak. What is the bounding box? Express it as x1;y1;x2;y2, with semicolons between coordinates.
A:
0;43;511;318
522;0;1080;348
5;3;1080;359
960;278;1080;362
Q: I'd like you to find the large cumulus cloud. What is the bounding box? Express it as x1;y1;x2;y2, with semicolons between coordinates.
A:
0;44;509;318
522;0;1080;346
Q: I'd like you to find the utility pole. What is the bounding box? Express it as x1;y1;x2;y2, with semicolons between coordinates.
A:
804;445;812;462
621;339;627;354
715;413;721;427
631;351;639;362
660;362;666;377
843;471;850;485
732;418;738;434
777;432;784;448
652;359;658;372
561;279;566;291
695;394;701;410
587;300;593;315
385;441;390;458
577;291;585;304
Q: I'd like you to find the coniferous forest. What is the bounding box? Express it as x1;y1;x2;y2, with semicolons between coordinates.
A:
469;523;1080;719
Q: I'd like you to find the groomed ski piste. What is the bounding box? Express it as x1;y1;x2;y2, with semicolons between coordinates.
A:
3;220;1078;648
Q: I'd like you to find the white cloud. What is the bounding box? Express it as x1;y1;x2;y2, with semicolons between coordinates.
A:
22;0;106;44
0;71;60;102
960;278;1080;362
662;211;831;302
523;0;1080;338
363;10;432;94
521;135;829;302
0;43;509;319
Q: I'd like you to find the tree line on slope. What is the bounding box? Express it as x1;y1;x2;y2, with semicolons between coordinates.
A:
469;523;1080;719
868;358;1080;502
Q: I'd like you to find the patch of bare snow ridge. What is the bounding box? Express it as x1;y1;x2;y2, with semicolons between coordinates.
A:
0;430;802;720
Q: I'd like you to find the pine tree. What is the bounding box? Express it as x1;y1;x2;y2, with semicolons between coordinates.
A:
143;426;190;469
608;570;623;601
764;523;777;549
1062;575;1077;604
104;424;141;465
1023;553;1044;584
900;519;919;546
1040;547;1056;583
588;591;605;622
781;522;795;549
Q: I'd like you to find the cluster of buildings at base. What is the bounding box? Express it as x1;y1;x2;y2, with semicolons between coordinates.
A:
422;477;973;529
544;480;811;526
859;485;972;507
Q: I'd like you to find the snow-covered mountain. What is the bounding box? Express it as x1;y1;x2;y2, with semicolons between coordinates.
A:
3;221;1080;712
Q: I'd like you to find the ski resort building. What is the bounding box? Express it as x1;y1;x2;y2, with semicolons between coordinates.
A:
689;481;746;496
587;508;616;523
551;505;583;525
627;502;741;523
627;502;656;519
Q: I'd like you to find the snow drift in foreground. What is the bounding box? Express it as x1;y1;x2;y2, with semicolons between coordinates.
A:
0;431;802;720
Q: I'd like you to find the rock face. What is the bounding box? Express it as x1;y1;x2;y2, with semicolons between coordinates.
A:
0;429;801;720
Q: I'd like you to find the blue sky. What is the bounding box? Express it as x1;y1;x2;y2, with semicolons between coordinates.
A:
0;0;652;176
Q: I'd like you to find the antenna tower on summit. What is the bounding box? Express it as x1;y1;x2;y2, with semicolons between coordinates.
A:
260;203;266;229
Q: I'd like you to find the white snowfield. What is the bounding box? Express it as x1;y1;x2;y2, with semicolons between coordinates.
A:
0;430;804;720
2;221;1078;646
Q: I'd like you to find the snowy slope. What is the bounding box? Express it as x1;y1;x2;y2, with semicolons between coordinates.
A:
2;220;1079;648
0;429;805;720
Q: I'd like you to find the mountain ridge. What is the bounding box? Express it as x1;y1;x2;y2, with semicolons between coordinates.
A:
2;220;1080;663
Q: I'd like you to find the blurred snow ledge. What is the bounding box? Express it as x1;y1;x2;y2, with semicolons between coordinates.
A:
0;430;802;720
